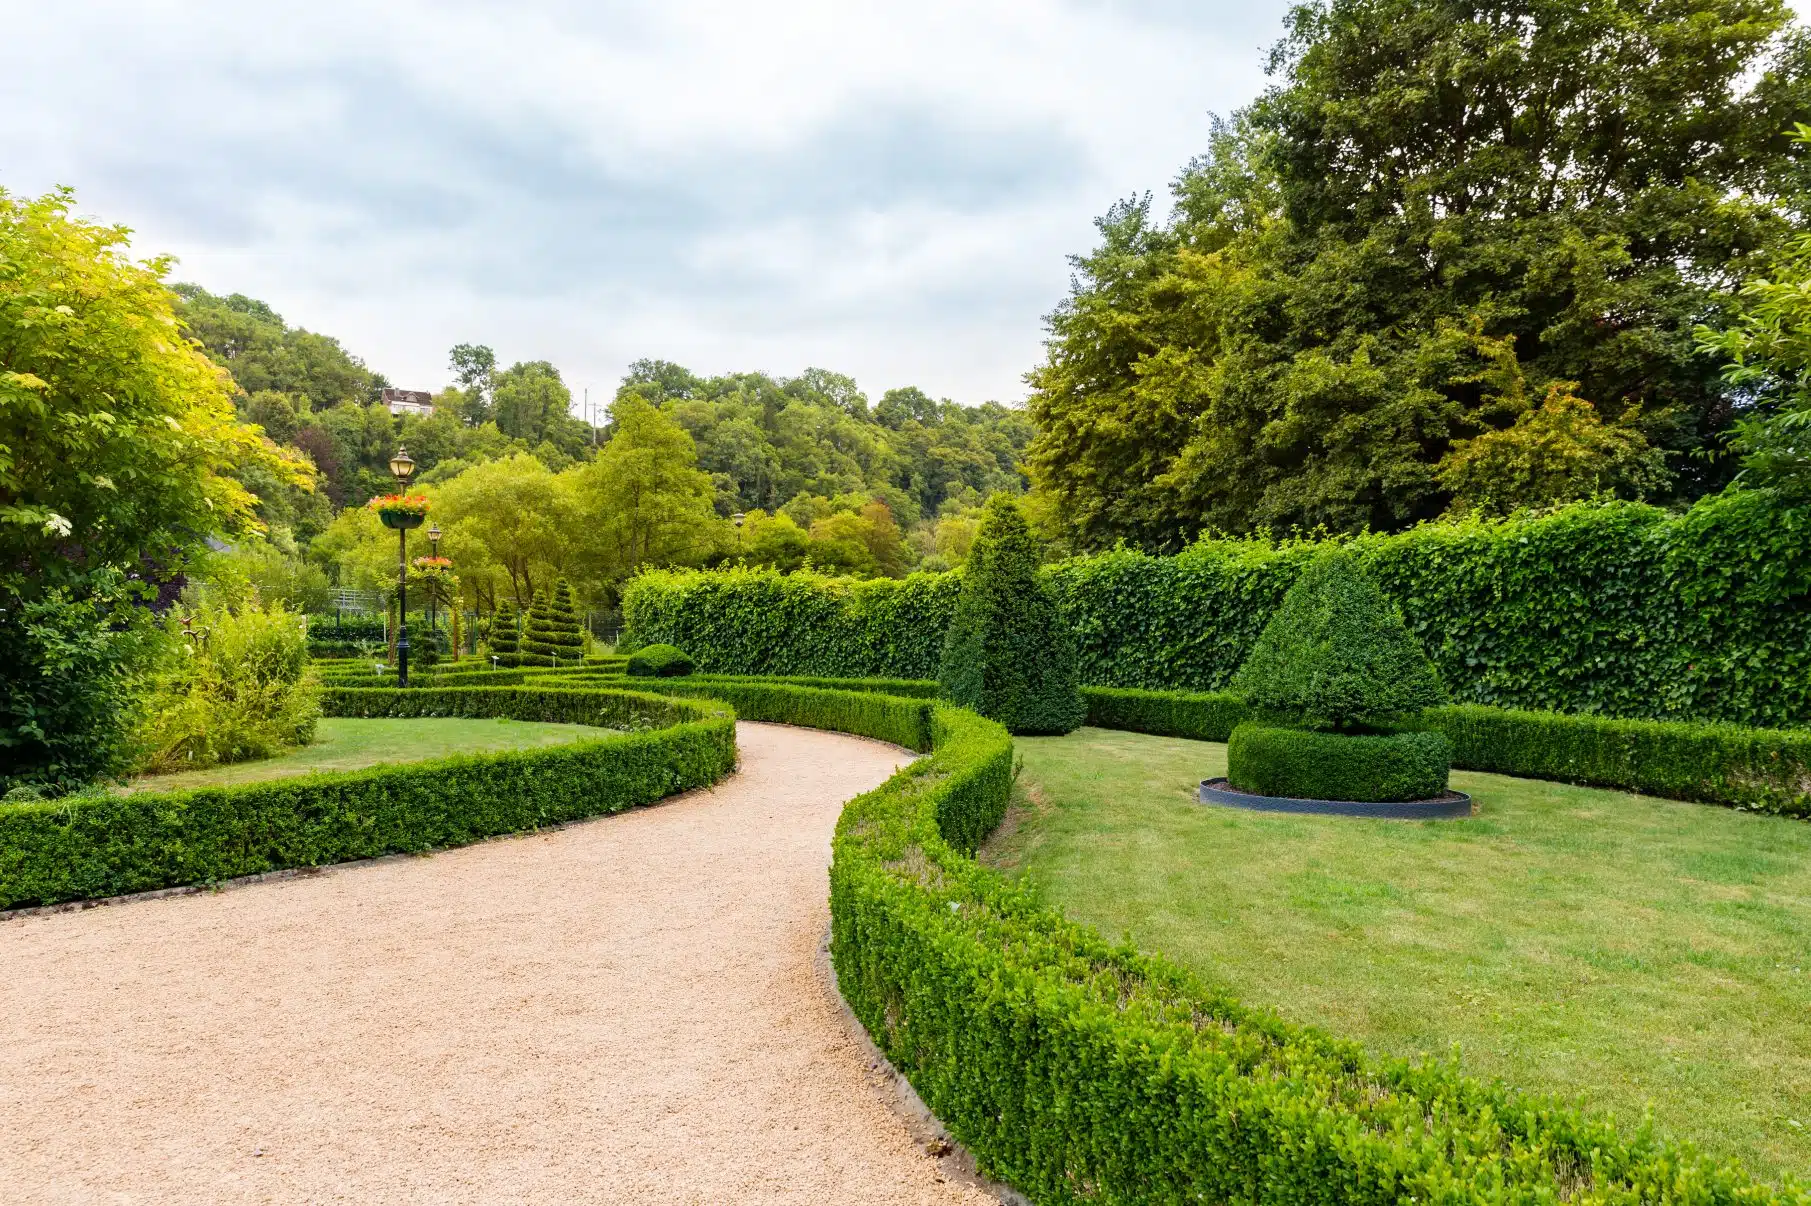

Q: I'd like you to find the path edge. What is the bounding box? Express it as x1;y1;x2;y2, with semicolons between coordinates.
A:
815;928;1032;1206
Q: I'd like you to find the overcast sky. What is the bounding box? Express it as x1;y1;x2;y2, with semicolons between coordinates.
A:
6;1;1294;410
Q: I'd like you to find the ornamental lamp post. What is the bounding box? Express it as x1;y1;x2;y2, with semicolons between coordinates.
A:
426;522;443;635
388;445;417;687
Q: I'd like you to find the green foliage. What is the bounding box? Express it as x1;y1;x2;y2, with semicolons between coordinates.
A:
134;598;322;773
626;644;694;677
0;576;154;794
173;283;381;411
938;496;1084;735
486;598;522;665
519;578;584;666
567;392;725;582
624;565;960;679
1424;704;1811;819
812;689;1787;1204
1027;0;1811;547
0;189;313;589
1233;547;1443;730
1078;686;1811;818
0;686;734;909
1226;722;1452;802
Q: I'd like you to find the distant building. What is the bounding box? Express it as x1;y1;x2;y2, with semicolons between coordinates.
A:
383;388;435;418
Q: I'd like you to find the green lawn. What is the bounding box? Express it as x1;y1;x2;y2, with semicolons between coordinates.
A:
121;717;605;792
990;727;1811;1182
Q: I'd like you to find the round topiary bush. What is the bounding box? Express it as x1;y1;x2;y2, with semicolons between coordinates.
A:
938;494;1084;736
1226;723;1452;803
1227;547;1451;802
627;643;694;677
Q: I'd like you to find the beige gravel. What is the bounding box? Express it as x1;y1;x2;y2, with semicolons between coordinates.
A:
0;722;992;1205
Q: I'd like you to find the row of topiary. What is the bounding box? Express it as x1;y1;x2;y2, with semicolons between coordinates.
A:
0;685;735;909
621;491;1811;728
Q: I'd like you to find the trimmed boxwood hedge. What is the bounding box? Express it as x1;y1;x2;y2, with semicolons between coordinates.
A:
1081;687;1811;818
665;682;1799;1203
0;686;735;909
1227;722;1452;802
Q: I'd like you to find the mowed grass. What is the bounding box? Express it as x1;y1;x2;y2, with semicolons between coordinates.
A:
121;717;604;792
990;727;1811;1181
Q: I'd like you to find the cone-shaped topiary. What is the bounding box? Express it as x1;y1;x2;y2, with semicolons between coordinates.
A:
1233;546;1444;732
521;578;585;666
938;494;1085;735
488;599;522;667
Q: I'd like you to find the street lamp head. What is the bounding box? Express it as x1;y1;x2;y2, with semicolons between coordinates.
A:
732;512;747;529
427;523;442;548
389;445;416;485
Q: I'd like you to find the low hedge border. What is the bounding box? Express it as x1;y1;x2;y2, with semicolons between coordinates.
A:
1082;687;1811;818
0;686;736;910
1227;722;1452;803
615;681;1795;1203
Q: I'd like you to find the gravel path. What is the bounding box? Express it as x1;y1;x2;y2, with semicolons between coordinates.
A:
0;723;992;1205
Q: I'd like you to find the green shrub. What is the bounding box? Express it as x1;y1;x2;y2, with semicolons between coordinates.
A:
487;599;523;666
1081;686;1811;818
622;564;959;678
519;578;584;666
305;615;386;642
1233;547;1443;731
625;493;1811;727
626;644;694;677
0;576;155;795
1424;704;1811;819
938;495;1084;736
1226;722;1452;802
134;598;321;773
809;688;1785;1203
1082;686;1251;740
0;686;735;908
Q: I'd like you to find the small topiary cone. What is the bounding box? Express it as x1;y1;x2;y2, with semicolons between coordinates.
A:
1233;546;1443;732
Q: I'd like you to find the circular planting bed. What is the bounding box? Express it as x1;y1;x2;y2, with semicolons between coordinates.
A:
1198;776;1472;820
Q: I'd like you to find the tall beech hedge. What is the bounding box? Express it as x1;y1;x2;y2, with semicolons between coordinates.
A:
0;686;734;909
624;492;1811;727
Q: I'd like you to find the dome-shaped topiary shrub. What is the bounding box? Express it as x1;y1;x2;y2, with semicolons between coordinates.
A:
1227;547;1451;802
938;494;1084;736
627;643;694;677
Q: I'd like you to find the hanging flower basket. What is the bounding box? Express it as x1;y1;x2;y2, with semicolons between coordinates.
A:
412;556;454;574
371;494;429;529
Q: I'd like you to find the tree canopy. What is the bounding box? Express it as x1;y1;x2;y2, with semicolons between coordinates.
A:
1028;0;1811;549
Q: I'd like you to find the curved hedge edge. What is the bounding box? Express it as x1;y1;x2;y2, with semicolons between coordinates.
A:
0;686;737;910
1081;686;1811;819
696;683;1807;1205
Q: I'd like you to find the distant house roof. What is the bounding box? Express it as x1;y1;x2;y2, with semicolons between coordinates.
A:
383;388;435;416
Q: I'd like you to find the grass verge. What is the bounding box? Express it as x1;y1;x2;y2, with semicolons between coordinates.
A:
989;726;1811;1181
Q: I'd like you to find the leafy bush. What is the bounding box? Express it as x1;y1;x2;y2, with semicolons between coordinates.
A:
0;577;154;795
306;615;386;643
1233;546;1443;731
626;643;694;677
627;493;1811;727
1079;687;1811;818
487;599;523;666
1424;704;1811;819
134;599;321;773
1227;722;1451;802
0;686;734;908
809;688;1789;1203
623;564;959;678
937;495;1084;735
520;578;584;666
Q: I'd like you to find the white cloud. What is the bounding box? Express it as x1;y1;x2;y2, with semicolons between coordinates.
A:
2;0;1292;403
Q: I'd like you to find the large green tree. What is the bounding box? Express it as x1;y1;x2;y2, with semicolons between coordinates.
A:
569;393;725;583
1028;0;1811;549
